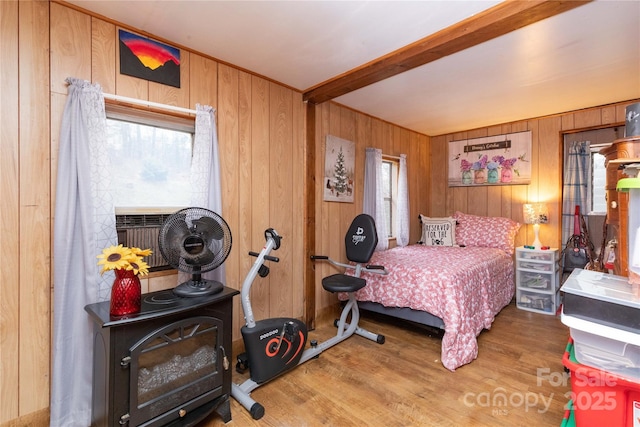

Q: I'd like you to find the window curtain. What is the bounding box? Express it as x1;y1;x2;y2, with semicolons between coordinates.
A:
363;147;388;251
562;140;591;245
395;154;410;246
51;78;117;427
187;104;225;284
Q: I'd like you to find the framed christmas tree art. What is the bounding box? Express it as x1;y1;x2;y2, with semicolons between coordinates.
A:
323;135;355;203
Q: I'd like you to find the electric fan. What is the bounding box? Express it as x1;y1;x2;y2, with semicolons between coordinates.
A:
158;207;232;297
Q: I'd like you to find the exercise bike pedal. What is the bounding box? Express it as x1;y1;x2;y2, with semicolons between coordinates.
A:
284;321;299;342
236;352;249;374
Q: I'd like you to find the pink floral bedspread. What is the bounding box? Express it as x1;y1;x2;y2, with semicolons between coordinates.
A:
345;245;514;371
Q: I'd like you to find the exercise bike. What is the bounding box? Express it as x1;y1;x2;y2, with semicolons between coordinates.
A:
231;214;387;420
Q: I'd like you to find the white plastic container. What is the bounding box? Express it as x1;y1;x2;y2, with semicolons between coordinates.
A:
562;310;640;380
560;268;640;332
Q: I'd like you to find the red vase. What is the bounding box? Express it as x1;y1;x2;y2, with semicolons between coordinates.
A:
110;269;141;316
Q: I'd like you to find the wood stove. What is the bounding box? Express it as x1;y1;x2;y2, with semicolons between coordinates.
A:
85;286;238;426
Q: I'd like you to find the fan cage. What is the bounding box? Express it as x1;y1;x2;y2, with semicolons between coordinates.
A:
158;208;232;275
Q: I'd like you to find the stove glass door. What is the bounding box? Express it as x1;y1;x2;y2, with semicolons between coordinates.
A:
129;315;223;425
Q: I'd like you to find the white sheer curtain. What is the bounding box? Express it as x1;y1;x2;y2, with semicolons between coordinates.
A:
363;147;388;251
395;154;410;246
51;78;117;427
188;104;225;284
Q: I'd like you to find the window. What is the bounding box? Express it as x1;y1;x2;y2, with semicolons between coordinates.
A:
381;158;399;238
105;105;195;269
106;105;194;210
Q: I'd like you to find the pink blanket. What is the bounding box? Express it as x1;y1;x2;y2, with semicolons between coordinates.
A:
346;245;514;371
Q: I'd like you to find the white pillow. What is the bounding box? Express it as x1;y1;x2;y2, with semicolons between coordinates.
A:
419;215;456;247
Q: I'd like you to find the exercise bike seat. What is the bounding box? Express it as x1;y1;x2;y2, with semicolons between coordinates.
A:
321;213;378;294
322;274;366;293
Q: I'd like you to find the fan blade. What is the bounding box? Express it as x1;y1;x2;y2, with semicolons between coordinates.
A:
192;216;224;241
184;247;216;266
165;214;190;249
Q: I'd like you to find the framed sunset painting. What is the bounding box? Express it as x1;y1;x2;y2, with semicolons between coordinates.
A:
119;29;181;88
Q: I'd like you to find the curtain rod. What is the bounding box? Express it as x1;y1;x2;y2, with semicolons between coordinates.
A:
383;154;404;160
103;93;198;115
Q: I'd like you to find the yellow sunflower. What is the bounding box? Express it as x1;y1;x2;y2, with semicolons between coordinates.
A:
131;247;153;257
126;256;151;276
98;244;153;276
97;244;134;275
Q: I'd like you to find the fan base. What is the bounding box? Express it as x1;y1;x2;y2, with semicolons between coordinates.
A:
173;280;224;298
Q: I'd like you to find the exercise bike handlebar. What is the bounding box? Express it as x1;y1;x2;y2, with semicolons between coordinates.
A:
249;251;279;263
310;255;388;276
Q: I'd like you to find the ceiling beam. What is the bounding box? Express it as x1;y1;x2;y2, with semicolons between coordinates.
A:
303;0;591;104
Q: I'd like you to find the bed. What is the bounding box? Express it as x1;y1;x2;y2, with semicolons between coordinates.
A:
343;211;521;371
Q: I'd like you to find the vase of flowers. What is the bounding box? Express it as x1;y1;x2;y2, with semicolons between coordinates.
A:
487;161;500;183
97;244;152;316
501;158;518;183
501;166;513;183
492;155;518;183
471;155;488;184
460;159;473;185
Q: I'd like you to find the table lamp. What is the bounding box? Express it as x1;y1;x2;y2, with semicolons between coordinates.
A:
523;203;549;249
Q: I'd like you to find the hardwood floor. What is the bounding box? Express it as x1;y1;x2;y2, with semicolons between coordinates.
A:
201;302;571;427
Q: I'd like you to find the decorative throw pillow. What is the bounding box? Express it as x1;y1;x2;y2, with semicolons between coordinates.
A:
453;211;521;255
419;214;456;246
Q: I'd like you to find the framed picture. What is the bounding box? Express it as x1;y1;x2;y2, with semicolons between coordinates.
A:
119;29;181;88
448;131;532;187
323;135;355;203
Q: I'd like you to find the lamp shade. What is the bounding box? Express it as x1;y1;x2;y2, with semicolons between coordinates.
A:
523;203;549;225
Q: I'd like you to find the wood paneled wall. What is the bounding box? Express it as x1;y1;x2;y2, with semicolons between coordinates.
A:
429;100;639;251
1;1;51;424
2;1;307;424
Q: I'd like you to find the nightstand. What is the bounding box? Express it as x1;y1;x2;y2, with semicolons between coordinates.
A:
515;246;560;315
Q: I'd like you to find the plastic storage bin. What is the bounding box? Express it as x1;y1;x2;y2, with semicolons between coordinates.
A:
562;311;640;380
515;247;560;315
518;249;557;263
563;340;640;427
517;289;554;312
560;268;640;332
518;271;553;291
517;259;554;272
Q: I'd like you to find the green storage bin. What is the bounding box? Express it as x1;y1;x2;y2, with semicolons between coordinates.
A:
560;401;575;427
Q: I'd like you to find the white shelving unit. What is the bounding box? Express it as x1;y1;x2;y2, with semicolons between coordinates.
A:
515;246;560;315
